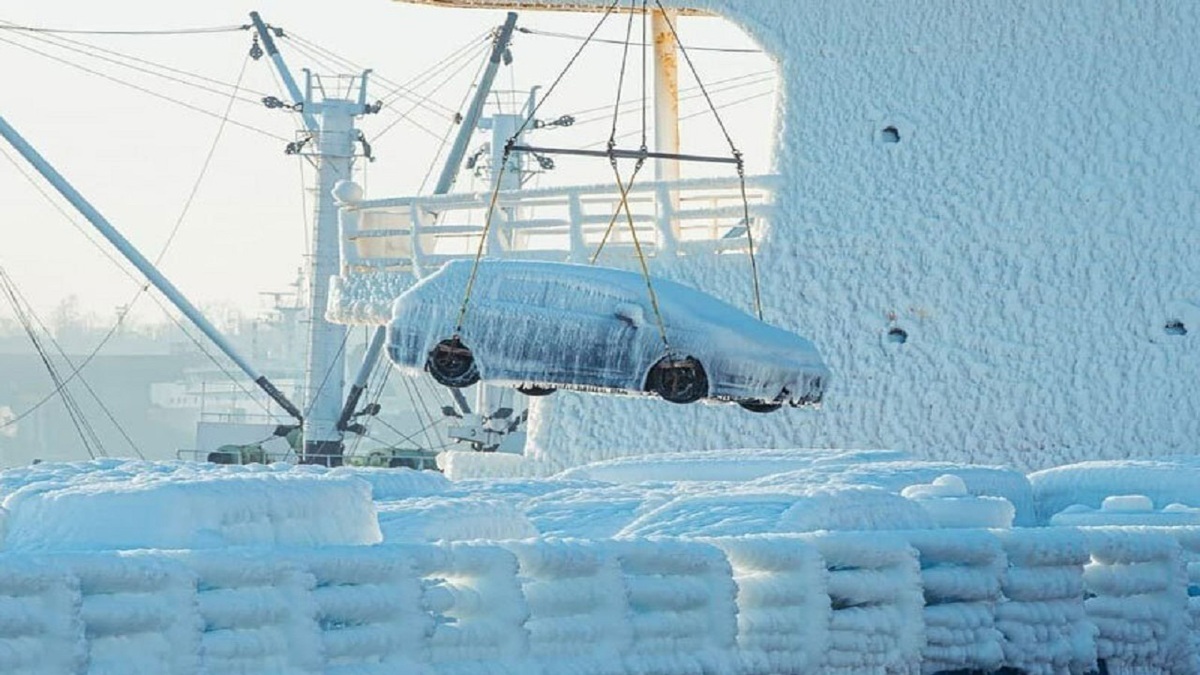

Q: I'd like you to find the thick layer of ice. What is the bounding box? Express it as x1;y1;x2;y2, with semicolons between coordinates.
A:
1030;458;1200;525
387;259;828;405
555;448;910;484
618;485;934;538
376;497;539;542
902;475;1016;529
0;461;382;551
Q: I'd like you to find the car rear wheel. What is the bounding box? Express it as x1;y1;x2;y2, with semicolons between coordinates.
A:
517;385;556;396
738;400;782;413
426;337;480;388
646;356;708;404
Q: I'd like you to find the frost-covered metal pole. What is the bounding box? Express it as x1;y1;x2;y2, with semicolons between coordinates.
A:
300;79;365;465
249;11;319;133
432;12;518;196
0;112;304;422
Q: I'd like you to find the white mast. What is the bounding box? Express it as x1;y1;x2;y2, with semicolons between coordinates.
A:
250;13;377;464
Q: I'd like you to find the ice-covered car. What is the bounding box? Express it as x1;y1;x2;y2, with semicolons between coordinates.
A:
385;259;829;412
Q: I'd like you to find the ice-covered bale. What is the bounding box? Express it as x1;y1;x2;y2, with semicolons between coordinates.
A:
704;535;830;674
524;484;673;539
59;552;200;674
611;539;738;674
900;529;1006;674
902;474;1017;528
438;449;546;480
328;466;450;500
292;546;432;673
376;497;538;542
1030;458;1200;524
167;550;324;674
750;459;1037;526
501;540;630;672
2;467;382;551
1080;527;1195;673
992;528;1097;674
617;485;934;538
797;531;924;674
555;448;909;484
416;543;530;670
1050;495;1200;527
0;560;84;673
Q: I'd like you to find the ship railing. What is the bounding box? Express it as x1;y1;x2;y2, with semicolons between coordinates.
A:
336;174;779;276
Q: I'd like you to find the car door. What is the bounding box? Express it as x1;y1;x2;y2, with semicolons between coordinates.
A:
537;278;649;390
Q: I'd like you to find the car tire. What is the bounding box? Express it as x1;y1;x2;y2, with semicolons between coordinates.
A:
646;356;708;404
738;400;782;413
517;385;556;396
426;337;480;388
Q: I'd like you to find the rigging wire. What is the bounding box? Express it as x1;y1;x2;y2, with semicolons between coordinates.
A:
0;20;272;100
0;267;145;458
653;0;763;319
281;29;476;118
0;268;102;459
156;51;252;266
0;50;279;431
346;355;391;456
516;26;762;54
401;376;443;452
569;72;776;128
300;330;350;418
0;23;249;36
376;34;490;113
417;41;491;194
371;38;491;143
0;33;289;142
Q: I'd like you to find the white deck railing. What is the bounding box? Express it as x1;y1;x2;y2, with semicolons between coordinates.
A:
337;174;779;277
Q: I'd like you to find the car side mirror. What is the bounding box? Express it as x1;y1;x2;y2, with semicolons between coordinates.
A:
614;302;645;328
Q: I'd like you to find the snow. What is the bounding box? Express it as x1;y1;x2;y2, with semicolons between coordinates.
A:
902;475;1016;529
376;497;539;542
1030;458;1200;524
0;459;1197;672
0;461;382;551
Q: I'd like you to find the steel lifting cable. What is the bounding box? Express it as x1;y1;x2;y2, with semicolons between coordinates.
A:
453;0;623;336
590;0;647;263
590;0;672;353
0;268;102;458
652;0;763;319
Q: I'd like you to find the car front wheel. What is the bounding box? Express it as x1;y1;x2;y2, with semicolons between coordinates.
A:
426;337;480;388
646;356;708;404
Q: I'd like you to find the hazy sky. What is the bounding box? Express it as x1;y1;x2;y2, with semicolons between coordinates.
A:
0;0;773;329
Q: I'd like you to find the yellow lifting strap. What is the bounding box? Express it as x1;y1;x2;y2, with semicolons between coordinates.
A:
604;157;672;354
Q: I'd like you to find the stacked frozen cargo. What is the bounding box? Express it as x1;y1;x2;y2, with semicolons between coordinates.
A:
993;529;1096;674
